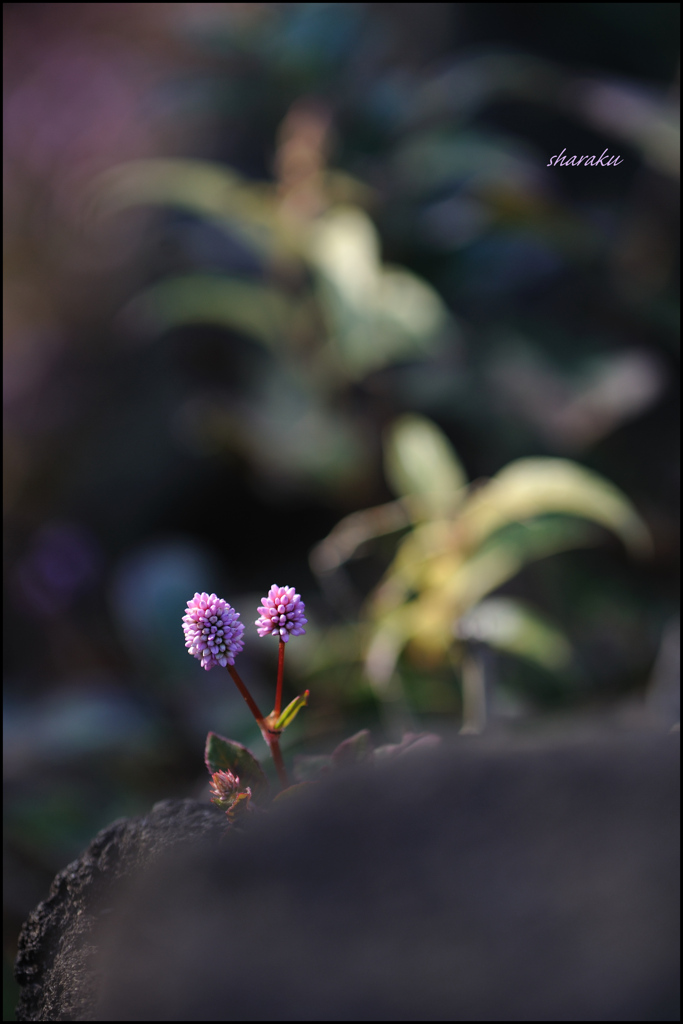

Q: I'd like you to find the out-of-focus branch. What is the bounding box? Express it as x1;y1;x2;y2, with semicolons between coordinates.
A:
309;499;412;575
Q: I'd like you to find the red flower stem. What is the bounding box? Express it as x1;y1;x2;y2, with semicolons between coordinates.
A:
228;665;265;724
268;736;289;789
227;664;289;790
275;639;286;717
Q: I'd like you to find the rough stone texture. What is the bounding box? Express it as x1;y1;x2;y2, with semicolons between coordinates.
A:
15;731;680;1021
14;799;225;1022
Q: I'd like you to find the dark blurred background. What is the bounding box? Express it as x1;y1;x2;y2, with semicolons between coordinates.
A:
3;4;679;1016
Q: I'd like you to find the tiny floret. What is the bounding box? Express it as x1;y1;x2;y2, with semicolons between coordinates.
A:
182;592;245;670
256;584;307;642
209;769;252;819
209;768;241;802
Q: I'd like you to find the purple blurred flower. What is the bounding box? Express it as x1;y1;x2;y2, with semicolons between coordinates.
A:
15;522;101;615
256;584;307;643
182;592;244;670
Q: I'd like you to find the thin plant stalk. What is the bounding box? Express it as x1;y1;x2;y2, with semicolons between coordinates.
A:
228;665;265;723
275;639;286;717
227;664;289;789
268;739;288;789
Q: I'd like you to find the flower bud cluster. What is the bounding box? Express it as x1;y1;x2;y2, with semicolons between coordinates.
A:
182;592;245;670
209;768;241;802
209;769;252;819
255;584;307;642
183;585;306;671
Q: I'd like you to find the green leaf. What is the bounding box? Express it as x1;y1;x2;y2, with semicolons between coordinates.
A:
204;733;269;802
393;128;542;197
447;517;602;613
93;158;279;256
384;414;467;516
309;207;450;377
273;690;310;731
364;619;406;690
458;598;573;671
474;515;600;560
365;517;604;674
331;729;374;765
121;275;293;351
458;458;652;557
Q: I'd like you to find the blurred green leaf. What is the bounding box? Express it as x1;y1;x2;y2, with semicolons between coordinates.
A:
458;458;652;557
310;206;450;376
392;129;538;195
362;435;651;680
366;517;602;667
404;53;563;127
94;159;280;256
122;275;293;350
384;414;468;515
364;617;408;689
204;732;269;802
236;387;369;489
448;516;602;612
458;597;573;671
571;79;679;179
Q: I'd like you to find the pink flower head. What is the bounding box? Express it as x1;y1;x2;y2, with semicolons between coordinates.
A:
209;768;241;802
182;592;244;670
209;769;252;819
255;584;307;643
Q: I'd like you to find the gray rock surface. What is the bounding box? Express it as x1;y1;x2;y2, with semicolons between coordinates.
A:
14;799;225;1021
15;731;680;1021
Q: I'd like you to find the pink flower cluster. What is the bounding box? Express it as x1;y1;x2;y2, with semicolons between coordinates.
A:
209;768;242;802
182;592;245;670
256;584;307;642
209;769;252;818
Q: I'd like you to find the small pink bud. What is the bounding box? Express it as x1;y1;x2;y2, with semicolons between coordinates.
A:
255;584;307;641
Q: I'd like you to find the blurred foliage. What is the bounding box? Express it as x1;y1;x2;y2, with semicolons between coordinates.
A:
310;414;652;729
3;2;679;978
92;147;453;492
